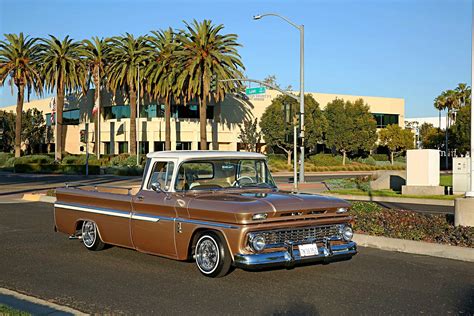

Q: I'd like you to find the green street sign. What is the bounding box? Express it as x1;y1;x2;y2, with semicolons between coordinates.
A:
245;87;266;95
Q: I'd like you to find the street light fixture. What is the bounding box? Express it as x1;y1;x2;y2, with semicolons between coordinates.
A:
253;13;306;183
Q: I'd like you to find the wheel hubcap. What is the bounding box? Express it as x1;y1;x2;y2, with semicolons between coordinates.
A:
196;238;218;273
82;221;96;247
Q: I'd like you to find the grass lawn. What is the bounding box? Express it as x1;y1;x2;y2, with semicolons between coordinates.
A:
326;188;461;200
0;304;31;316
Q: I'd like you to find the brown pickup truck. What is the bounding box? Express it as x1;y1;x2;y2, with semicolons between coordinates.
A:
54;151;356;277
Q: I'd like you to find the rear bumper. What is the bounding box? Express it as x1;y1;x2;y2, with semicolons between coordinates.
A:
234;241;357;270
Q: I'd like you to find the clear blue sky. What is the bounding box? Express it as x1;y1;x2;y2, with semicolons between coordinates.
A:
0;0;471;118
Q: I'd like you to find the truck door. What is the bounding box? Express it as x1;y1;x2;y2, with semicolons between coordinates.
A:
131;159;178;258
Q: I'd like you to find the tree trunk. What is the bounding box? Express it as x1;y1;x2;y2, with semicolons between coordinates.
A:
56;84;65;161
342;151;346;165
14;85;24;158
286;150;292;165
129;88;137;155
165;99;171;151
94;76;100;158
390;151;394;165
199;97;207;150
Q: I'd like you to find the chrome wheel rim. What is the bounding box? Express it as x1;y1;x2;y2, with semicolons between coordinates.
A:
82;221;96;248
196;236;219;274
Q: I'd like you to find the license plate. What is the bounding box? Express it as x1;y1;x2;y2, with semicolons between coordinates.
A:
298;243;319;257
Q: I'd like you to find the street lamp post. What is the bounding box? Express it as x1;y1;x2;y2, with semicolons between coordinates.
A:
254;13;305;183
466;1;474;198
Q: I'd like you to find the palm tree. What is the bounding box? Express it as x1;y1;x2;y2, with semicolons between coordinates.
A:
107;33;150;155
434;93;446;134
39;35;86;160
0;33;42;157
83;37;109;157
176;20;244;150
455;83;471;108
146;29;180;151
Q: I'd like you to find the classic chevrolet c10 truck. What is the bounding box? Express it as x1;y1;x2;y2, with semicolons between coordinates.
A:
54;151;357;277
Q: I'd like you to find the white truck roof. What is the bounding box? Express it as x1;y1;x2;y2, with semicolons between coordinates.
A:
146;150;266;161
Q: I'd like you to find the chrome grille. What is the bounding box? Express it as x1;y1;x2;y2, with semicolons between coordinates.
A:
261;224;341;246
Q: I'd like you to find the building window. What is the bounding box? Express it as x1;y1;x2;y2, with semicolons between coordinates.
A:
139;141;149;154
176;142;192;150
140;104;165;118
103;142;111;155
373;113;399;128
118;141;128;154
170;104;214;119
63;109;80;125
154;141;165;151
103;105;130;120
197;142;212;150
46;113;53;126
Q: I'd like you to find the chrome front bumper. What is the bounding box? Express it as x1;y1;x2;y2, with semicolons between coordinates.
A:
234;241;357;270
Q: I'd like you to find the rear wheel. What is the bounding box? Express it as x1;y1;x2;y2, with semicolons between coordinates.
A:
81;220;105;251
195;232;232;278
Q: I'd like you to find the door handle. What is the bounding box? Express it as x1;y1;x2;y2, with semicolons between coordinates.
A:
136;195;144;201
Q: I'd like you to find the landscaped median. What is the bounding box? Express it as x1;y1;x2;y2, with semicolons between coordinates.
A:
350;202;474;262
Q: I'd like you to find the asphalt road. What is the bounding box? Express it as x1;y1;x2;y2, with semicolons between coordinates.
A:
0;202;472;315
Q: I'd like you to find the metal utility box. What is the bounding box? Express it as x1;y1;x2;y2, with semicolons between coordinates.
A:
453;157;470;194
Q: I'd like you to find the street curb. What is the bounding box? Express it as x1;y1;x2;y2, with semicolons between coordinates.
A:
0;288;87;315
353;233;474;262
22;194;56;203
322;193;454;206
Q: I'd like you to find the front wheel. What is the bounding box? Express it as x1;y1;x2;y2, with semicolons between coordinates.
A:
195;232;232;278
81;220;105;251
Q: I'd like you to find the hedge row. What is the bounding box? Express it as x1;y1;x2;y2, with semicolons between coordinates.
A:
14;163;100;175
350;202;473;248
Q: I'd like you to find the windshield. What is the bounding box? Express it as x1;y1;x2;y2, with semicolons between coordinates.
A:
174;159;276;191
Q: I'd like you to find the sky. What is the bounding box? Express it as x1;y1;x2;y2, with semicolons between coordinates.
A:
0;0;472;118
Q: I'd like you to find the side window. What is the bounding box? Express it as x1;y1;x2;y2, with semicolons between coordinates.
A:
148;161;174;191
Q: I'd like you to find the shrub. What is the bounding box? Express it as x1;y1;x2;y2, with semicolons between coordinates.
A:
104;166;144;176
0;153;13;167
355;156;377;166
13;163;100;175
308;154;344;166
62;154;100;166
372;154;388;161
350;202;474;247
110;154;140;167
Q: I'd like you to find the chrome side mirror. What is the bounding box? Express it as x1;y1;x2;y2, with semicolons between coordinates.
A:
151;182;171;199
151;182;162;192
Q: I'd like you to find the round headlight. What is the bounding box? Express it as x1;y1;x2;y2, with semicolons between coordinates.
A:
342;226;353;241
250;234;266;252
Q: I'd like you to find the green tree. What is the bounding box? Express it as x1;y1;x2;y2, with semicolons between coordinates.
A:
304;95;327;153
107;33;151;155
176;19;244;150
450;105;470;155
260;98;293;165
83;37;109;157
379;124;414;164
146;28;180;151
0;110;15;152
325;98;377;164
238;118;262;152
0;33;42;157
39;35;86;160
21;108;46;154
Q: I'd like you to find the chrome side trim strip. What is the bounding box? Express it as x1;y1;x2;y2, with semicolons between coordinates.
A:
54;202;239;228
131;214;161;223
54;202;130;219
177;218;239;229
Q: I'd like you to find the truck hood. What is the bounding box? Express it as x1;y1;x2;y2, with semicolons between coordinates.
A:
185;190;351;225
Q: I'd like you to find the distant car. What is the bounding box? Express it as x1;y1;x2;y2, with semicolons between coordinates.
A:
54;151;356;277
